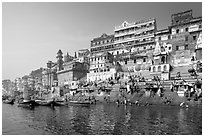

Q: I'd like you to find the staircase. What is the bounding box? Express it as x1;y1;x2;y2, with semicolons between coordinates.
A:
161;72;202;89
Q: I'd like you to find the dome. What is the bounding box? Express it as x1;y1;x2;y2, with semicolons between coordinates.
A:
135;64;141;71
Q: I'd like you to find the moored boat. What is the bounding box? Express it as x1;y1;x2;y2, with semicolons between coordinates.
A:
69;100;93;106
17;100;37;108
54;101;68;106
35;100;54;106
3;99;15;105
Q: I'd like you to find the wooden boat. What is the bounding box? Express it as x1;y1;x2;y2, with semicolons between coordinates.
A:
3;99;15;105
54;101;68;106
69;100;92;106
17;100;36;108
35;100;54;106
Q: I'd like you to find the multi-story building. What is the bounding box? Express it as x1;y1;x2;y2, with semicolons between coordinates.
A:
88;33;116;82
87;51;115;82
112;19;157;78
114;19;157;55
77;49;90;63
42;50;64;88
42;61;58;88
169;10;202;74
57;60;89;86
90;33;115;54
149;28;173;80
56;50;89;86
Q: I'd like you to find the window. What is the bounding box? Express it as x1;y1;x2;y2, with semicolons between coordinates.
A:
95;58;96;61
161;56;165;64
117;51;119;55
193;35;197;41
103;41;104;44
122;51;124;54
134;59;136;63
164;65;167;71
153;66;156;72
125;60;127;64
176;29;179;34
185;36;188;41
158;66;161;72
107;40;109;43
150;46;152;49
143;58;146;62
143;47;146;50
158;37;161;40
185;45;188;50
169;47;171;50
176;46;179;50
199;25;202;28
104;56;106;59
168;35;171;39
185;27;189;32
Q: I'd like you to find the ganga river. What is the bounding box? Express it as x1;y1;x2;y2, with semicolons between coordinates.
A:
2;103;202;135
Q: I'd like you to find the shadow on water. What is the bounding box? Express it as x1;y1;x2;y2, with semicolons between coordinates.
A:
2;103;202;135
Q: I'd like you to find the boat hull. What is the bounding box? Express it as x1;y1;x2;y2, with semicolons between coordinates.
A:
3;99;15;105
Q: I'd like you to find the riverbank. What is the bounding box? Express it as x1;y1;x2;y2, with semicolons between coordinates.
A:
63;89;201;107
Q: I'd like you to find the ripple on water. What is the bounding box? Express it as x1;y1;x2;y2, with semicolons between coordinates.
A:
2;104;202;135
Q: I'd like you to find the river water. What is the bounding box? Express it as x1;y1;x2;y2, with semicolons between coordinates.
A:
2;103;202;135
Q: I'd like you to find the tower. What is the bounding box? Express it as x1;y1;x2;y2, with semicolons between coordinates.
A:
56;49;63;71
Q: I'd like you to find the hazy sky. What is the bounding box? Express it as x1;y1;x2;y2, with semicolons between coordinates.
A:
2;2;202;80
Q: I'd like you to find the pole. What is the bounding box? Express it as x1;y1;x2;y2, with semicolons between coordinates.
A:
50;68;51;89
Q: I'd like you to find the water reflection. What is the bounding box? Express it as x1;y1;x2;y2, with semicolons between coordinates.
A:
2;104;202;135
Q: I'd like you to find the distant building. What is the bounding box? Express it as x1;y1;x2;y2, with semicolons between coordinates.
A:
64;52;75;63
30;68;44;85
77;49;90;63
57;60;89;86
41;49;65;87
90;33;115;54
2;79;12;94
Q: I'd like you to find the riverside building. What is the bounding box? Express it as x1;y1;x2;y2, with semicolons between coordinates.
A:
169;10;202;76
87;34;116;82
113;18;157;78
150;28;173;80
57;50;89;86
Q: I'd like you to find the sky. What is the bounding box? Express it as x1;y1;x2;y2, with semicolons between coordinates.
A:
2;2;202;81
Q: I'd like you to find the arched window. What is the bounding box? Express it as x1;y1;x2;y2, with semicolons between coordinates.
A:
158;66;161;72
164;65;167;72
153;66;156;72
